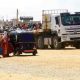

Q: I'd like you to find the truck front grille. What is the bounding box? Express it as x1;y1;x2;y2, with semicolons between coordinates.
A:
66;28;80;34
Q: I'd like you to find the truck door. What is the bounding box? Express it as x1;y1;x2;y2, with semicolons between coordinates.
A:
55;16;61;36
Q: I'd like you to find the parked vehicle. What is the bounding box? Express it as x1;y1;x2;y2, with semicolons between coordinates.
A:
35;9;80;49
9;29;37;56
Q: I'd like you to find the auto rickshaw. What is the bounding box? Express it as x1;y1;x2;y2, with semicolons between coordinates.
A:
9;29;37;56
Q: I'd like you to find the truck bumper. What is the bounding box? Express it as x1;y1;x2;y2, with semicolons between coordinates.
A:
61;40;80;46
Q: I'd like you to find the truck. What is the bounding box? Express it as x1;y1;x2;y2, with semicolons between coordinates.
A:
36;9;80;49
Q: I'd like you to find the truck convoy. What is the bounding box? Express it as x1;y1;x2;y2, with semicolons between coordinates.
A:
36;9;80;49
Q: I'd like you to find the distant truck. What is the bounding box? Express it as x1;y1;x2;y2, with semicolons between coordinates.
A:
35;9;80;49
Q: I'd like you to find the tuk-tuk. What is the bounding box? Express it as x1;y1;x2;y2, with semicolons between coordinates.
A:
9;29;37;56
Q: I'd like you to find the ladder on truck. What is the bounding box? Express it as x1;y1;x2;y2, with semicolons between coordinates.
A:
42;9;68;15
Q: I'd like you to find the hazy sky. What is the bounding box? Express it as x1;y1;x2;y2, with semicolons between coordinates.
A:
0;0;80;21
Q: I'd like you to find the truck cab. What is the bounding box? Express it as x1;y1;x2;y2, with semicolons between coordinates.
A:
51;12;80;49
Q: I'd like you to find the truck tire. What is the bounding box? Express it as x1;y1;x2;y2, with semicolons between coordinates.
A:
52;36;62;49
37;36;44;49
75;44;80;49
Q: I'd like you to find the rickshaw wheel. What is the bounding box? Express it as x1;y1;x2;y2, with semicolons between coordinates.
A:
33;52;36;56
16;51;22;56
33;50;37;56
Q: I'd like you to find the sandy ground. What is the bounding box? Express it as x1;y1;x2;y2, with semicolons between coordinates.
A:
0;48;80;80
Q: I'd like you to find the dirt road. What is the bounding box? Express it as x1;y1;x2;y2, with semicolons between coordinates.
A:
0;48;80;80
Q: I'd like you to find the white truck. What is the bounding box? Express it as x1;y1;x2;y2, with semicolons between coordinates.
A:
36;9;80;49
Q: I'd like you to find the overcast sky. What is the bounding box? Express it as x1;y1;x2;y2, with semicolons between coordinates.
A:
0;0;80;21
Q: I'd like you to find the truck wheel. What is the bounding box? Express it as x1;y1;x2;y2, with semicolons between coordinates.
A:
53;36;61;49
37;36;44;49
75;45;80;49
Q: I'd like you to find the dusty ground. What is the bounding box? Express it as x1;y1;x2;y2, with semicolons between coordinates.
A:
0;48;80;80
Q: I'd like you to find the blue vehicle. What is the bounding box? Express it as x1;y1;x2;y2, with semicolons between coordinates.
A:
9;29;37;56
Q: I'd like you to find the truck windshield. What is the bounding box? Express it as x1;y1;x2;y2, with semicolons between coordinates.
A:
61;13;80;26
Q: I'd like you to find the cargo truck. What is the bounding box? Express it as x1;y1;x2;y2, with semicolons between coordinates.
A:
36;9;80;49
